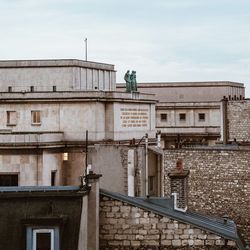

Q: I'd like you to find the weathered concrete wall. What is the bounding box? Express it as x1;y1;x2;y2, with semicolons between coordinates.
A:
0;59;116;91
0;151;64;186
227;100;250;142
164;149;250;244
100;195;238;249
89;145;145;196
117;81;245;102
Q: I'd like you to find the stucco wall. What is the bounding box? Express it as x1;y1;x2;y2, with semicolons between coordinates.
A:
227;100;250;142
164;149;250;244
100;195;238;249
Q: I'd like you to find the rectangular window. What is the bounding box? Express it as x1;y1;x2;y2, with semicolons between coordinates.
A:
0;174;18;186
51;171;56;186
7;111;17;125
199;113;205;122
31;111;41;125
179;113;186;121
26;227;59;250
160;113;167;121
33;229;54;250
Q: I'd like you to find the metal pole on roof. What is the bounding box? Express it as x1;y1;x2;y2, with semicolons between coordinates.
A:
85;38;88;61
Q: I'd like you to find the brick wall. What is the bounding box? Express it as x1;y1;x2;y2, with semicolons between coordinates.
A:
99;195;238;249
164;149;250;244
227;100;250;142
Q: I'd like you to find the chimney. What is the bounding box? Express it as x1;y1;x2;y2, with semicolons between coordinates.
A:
86;171;102;250
168;159;190;212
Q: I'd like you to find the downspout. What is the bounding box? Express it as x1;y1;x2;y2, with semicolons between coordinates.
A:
222;98;228;144
145;133;148;196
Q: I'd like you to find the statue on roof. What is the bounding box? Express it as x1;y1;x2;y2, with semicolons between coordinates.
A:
124;70;137;93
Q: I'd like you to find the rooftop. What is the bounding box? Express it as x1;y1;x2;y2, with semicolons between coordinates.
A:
117;81;245;88
0;59;115;71
101;189;247;250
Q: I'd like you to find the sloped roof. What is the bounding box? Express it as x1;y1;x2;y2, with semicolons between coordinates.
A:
100;189;247;250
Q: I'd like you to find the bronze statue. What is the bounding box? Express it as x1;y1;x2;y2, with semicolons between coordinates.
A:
124;70;137;93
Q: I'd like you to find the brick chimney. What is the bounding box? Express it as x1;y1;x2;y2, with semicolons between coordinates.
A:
168;159;190;212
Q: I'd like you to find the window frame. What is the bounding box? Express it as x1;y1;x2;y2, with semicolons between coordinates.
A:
6;110;17;126
33;229;54;250
31;111;41;125
26;226;59;250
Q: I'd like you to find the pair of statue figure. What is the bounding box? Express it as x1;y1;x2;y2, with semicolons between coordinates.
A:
124;70;137;93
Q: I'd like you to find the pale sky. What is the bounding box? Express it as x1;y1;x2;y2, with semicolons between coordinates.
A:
1;0;250;97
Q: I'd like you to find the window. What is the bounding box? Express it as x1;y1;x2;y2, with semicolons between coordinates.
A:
160;113;167;121
199;113;205;122
7;111;17;125
26;227;59;250
179;113;186;121
31;111;41;125
51;171;56;186
0;174;18;186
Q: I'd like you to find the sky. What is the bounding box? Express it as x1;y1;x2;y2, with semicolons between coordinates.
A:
0;0;250;97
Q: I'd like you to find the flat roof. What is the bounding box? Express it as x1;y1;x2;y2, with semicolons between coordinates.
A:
0;59;115;71
117;81;245;88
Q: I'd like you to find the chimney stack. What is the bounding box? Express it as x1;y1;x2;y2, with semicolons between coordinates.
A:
168;159;189;212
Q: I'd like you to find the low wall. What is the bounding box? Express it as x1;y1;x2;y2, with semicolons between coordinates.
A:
164;148;250;244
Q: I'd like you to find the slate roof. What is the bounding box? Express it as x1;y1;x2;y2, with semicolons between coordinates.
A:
100;189;247;250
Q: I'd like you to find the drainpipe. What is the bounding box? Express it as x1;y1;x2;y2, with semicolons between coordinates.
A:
145;133;148;196
221;98;228;144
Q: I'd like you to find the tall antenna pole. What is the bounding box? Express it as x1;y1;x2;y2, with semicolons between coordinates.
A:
85;37;88;61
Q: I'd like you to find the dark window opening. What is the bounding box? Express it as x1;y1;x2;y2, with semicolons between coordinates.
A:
160;113;167;121
30;86;34;92
37;232;51;250
51;171;56;186
53;86;56;92
8;86;12;92
0;174;18;186
179;113;186;121
199;113;205;121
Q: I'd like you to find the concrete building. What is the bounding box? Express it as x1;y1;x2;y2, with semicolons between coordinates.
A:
117;81;245;147
0;59;157;197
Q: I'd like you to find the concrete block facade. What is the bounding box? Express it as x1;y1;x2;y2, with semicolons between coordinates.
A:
164;149;250;244
100;195;238;249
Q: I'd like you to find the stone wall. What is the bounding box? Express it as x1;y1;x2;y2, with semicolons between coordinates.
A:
164;149;250;244
99;195;238;249
227;100;250;142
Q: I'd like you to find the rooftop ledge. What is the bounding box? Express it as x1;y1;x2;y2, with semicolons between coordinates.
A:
0;59;115;71
0;90;156;103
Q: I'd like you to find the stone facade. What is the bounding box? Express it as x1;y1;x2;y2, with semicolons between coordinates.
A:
227;100;250;142
100;195;238;249
164;149;250;244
